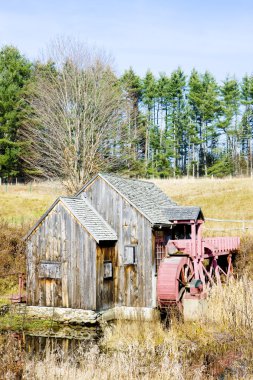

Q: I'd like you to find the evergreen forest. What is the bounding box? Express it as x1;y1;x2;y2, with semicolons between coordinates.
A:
1;44;253;185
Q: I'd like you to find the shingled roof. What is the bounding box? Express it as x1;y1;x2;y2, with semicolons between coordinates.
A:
25;196;117;243
61;197;118;243
77;173;177;225
83;173;205;224
164;206;204;221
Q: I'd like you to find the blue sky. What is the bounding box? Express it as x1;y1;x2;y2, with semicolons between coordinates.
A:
1;0;253;81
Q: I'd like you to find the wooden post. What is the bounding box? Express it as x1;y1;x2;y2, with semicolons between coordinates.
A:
197;221;203;257
191;222;196;258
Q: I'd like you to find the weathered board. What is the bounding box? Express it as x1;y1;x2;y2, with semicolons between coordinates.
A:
84;176;154;308
26;201;98;309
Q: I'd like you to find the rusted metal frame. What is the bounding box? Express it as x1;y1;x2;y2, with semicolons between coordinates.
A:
190;220;204;281
214;258;221;286
227;254;233;279
190;221;196;258
216;264;228;277
203;251;229;259
200;261;215;287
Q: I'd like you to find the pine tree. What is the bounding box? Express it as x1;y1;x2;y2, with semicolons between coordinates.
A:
241;74;253;175
219;77;241;174
167;68;187;176
120;68;144;173
142;70;157;169
188;70;220;176
0;46;32;179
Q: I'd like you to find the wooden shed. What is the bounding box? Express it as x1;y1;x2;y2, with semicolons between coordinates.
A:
26;173;204;312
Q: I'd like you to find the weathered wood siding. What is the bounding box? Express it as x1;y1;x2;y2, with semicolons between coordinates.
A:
84;176;154;308
26;201;97;310
96;244;116;310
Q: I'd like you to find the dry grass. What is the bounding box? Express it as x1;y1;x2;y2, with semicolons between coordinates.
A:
1;176;252;231
2;283;253;379
0;181;63;226
21;316;251;379
20;281;253;380
0;221;27;298
204;276;253;334
153;176;253;236
0;334;25;379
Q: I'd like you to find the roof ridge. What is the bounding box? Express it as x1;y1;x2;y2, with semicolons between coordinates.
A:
100;172;157;185
162;205;201;209
60;195;79;200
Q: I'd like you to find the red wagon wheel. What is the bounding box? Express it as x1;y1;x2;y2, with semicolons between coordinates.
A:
157;256;194;309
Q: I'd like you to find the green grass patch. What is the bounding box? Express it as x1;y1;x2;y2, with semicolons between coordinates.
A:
0;311;59;332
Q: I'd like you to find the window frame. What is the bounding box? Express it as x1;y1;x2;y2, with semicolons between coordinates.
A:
103;260;113;279
123;245;137;265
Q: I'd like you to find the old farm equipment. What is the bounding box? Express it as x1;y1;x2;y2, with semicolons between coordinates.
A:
157;218;240;311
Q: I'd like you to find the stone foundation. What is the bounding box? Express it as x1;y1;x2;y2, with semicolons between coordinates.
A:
183;298;207;321
12;302;207;324
25;306;98;324
14;305;160;325
100;306;160;322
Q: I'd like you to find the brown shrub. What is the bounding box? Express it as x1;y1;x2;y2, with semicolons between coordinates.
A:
0;221;26;294
0;334;25;379
234;235;253;278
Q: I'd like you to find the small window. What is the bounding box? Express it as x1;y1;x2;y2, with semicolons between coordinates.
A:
104;261;113;279
123;245;137;265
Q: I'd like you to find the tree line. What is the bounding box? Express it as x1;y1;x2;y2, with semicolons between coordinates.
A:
1;40;253;191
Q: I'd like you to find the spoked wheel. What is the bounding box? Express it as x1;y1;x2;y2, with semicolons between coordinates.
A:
157;256;194;311
177;261;195;302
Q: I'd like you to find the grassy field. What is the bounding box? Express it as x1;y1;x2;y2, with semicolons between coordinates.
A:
1;176;253;228
0;181;63;226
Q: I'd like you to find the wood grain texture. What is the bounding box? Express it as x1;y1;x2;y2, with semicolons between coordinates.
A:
26;201;97;309
85;176;154;308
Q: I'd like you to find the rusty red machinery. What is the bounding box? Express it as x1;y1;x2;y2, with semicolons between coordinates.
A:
157;219;240;311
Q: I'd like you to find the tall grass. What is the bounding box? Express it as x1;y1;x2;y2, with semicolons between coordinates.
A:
204;277;253;334
22;308;253;379
20;273;253;379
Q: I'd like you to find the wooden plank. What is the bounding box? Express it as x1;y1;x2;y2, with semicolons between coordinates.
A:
75;222;81;309
79;227;85;309
96;245;103;310
61;205;68;307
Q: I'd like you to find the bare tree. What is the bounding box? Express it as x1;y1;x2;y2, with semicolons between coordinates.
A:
22;37;124;192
